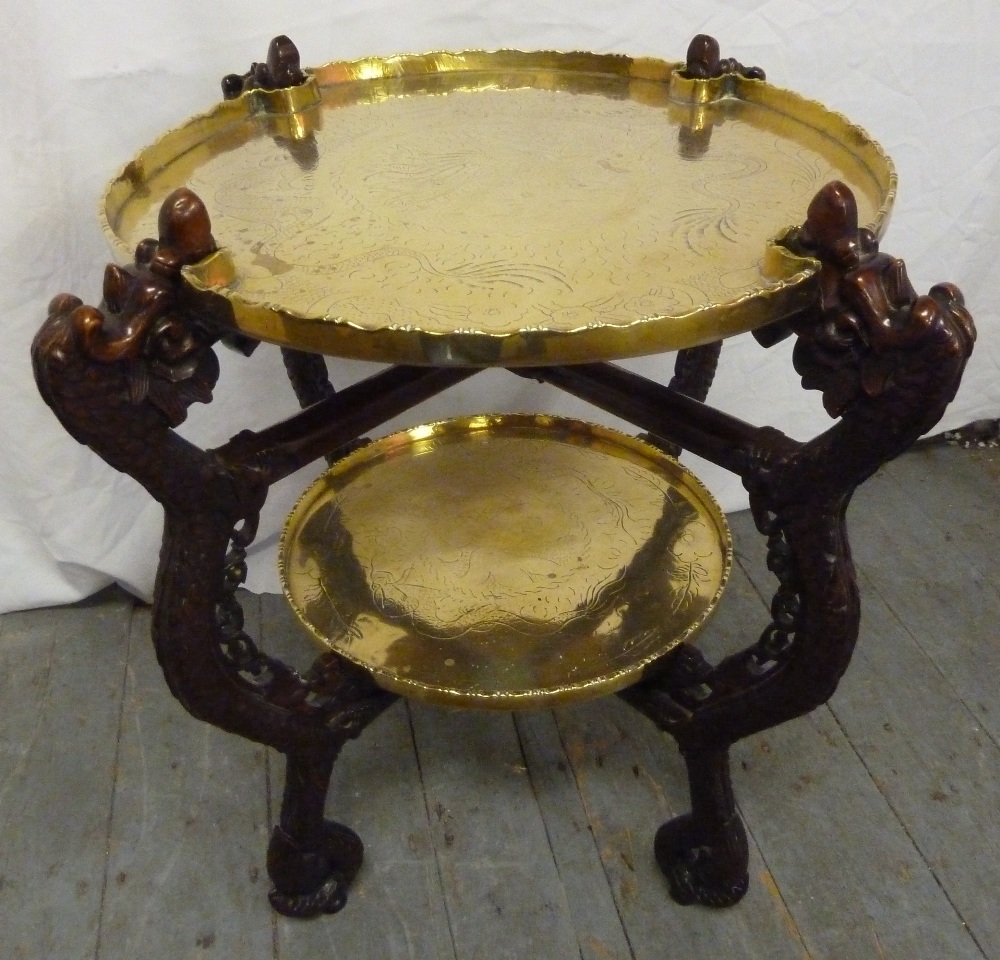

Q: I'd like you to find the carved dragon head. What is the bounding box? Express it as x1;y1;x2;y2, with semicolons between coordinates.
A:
32;189;222;439
790;181;975;422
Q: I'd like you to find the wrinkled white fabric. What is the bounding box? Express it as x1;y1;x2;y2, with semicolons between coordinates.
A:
2;0;997;611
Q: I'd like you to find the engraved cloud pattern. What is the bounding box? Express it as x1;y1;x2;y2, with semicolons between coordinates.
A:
281;419;731;706
117;77;883;339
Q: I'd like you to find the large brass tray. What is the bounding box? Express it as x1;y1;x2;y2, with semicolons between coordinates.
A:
280;415;731;708
102;50;894;366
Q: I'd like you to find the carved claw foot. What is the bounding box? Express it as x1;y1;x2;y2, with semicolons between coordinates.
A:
654;811;749;908
266;820;365;918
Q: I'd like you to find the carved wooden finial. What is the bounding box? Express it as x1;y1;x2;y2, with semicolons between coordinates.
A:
265;35;305;88
799;181;858;255
135;188;217;280
795;180;880;275
685;35;722;79
683;34;765;81
157;188;217;265
222;35;307;100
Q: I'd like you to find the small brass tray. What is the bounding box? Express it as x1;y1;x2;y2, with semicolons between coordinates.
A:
102;50;894;366
280;415;731;708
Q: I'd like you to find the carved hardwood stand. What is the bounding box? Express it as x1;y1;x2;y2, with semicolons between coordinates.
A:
31;36;974;918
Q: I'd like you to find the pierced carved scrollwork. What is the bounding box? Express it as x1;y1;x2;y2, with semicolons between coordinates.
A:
630;181;975;725
619;643;714;729
683;34;765;81
222;35;307;100
620;178;975;909
745;503;801;676
216;513;265;676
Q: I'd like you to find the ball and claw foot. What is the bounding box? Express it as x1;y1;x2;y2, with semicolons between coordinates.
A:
654;812;750;908
266;820;365;919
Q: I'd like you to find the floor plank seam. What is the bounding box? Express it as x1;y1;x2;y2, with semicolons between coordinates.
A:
824;703;990;960
264;748;281;960
92;599;137;960
737;538;993;957
737;806;816;960
855;567;1000;756
550;709;639;960
732;550;773;615
0;637;56;823
887;462;1000;611
405;700;461;960
253;593;285;960
4;448;992;959
513;711;638;960
732;539;988;957
511;713;565;871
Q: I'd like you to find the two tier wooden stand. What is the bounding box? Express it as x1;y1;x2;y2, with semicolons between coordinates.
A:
32;35;975;918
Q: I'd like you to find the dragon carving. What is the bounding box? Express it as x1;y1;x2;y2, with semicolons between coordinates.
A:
29;31;976;917
620;180;975;907
32;188;397;917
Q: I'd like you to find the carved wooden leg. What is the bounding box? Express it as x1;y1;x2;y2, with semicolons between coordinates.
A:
621;486;857;906
651;341;724;456
552;181;975;909
155;486;400;919
281;347;336;408
654;747;749;907
669;341;722;403
31;187;472;919
280;347;350;465
267;749;364;917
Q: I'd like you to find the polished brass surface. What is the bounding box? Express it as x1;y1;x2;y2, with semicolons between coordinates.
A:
280;415;732;708
102;50;895;366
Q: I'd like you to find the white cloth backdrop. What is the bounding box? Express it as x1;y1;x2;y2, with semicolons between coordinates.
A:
1;0;997;612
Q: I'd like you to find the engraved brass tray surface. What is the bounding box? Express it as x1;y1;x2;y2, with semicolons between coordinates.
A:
280;414;731;708
102;50;895;366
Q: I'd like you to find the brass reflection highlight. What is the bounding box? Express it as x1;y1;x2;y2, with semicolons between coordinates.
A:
280;415;732;708
101;49;895;366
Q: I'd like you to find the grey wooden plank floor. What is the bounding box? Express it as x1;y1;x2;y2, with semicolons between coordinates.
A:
1;442;998;960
